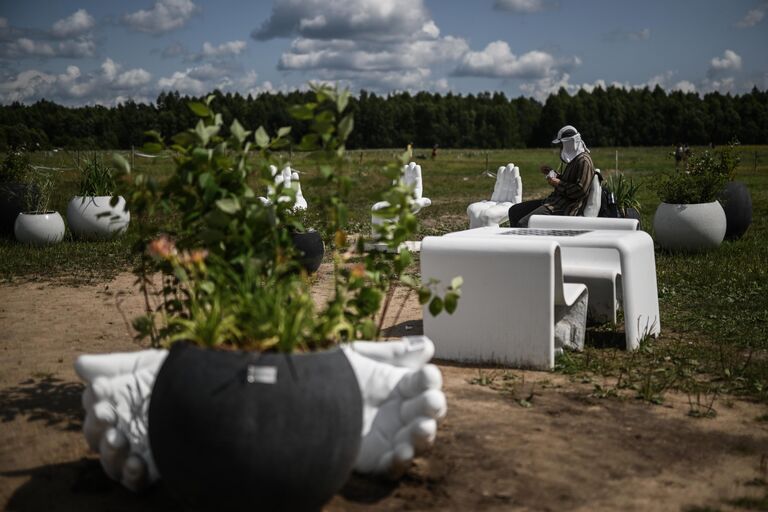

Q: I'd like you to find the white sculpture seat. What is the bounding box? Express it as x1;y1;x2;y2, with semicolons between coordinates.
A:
372;161;430;221
260;165;307;211
420;236;588;369
467;163;522;228
528;215;638;323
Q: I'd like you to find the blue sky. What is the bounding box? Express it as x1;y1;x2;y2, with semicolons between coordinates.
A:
1;0;766;106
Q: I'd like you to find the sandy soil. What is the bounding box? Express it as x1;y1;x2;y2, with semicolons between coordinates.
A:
1;267;767;511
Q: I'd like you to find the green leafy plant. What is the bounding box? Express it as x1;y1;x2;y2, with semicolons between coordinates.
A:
77;155;117;196
656;146;732;204
0;149;33;185
120;85;459;351
603;173;641;216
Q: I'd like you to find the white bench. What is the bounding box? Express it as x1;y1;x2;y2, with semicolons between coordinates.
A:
421;236;588;369
528;215;638;323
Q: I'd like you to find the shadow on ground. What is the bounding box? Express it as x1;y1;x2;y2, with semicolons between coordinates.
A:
0;376;84;431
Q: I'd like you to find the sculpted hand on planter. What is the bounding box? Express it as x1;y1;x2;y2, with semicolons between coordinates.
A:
74;337;446;491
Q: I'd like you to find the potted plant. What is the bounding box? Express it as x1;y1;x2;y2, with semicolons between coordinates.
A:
111;86;458;510
66;155;130;239
653;147;728;252
715;141;751;240
603;172;642;225
13;168;65;246
0;148;39;237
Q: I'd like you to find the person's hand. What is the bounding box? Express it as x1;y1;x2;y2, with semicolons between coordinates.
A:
343;336;447;479
74;350;168;492
546;175;560;187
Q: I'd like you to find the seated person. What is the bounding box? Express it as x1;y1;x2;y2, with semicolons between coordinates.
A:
508;125;595;227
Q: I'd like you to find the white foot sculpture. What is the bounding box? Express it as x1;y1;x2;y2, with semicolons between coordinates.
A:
467;163;522;228
74;336;446;491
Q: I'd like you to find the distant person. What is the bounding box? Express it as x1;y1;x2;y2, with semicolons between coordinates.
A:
407;142;413;160
507;125;595;227
431;144;438;160
674;143;683;170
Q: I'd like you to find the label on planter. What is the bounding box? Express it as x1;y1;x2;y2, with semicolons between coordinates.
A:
246;365;277;384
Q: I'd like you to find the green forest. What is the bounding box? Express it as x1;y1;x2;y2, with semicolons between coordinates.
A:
1;85;766;150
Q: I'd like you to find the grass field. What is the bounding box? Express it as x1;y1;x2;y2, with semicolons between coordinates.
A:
2;145;767;403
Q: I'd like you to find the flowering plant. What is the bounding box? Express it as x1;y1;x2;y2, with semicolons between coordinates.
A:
118;85;458;351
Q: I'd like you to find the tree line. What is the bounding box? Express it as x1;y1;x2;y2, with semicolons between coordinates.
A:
0;85;766;150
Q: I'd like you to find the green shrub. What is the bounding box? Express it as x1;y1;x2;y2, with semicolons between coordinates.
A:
655;146;734;204
604;173;641;215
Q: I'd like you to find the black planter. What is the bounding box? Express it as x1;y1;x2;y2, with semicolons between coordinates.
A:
148;343;362;512
719;180;752;240
0;183;38;237
291;230;325;274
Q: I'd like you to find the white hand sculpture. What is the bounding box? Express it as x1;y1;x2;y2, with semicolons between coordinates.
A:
467;163;522;228
259;165;306;210
291;170;308;211
342;336;446;478
74;336;446;490
371;162;431;234
74;350;168;492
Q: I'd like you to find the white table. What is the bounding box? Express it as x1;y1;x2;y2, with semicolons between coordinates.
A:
442;226;661;350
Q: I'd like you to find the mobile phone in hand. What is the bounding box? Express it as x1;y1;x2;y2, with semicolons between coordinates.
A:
546;170;557;179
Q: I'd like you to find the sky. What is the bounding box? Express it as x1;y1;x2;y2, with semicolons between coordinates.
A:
0;0;766;106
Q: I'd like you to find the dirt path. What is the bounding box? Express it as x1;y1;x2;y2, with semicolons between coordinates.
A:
1;270;767;511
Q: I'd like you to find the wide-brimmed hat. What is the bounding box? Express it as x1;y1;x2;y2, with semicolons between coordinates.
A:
552;125;579;144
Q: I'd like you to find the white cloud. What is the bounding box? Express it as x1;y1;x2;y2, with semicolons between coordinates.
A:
0;59;152;105
279;36;468;72
493;0;557;13
702;77;736;94
158;70;207;95
708;49;742;77
453;41;565;79
672;80;697;93
123;0;197;34
201;40;247;58
252;0;437;42
253;0;469;91
51;9;95;38
736;6;765;27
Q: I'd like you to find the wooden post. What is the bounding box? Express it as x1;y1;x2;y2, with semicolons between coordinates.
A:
615;150;619;172
131;146;135;170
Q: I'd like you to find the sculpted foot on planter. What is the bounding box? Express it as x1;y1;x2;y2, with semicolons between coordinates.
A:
74;337;446;490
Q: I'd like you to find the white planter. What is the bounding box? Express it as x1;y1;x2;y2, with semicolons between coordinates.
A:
653;201;726;251
67;196;130;240
14;211;65;246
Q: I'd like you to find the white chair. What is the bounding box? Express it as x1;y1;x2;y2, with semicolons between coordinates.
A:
466;163;522;228
420;236;588;369
371;162;431;232
582;168;602;217
527;214;638;323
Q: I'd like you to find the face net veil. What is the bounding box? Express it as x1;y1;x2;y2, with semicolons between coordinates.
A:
552;125;589;163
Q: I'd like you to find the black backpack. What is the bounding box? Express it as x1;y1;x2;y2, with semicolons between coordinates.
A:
595;172;620;218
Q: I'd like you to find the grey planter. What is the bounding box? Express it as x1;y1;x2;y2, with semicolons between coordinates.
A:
653;201;726;252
